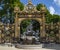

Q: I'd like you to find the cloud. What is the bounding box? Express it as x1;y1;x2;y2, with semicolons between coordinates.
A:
49;6;55;15
54;0;60;6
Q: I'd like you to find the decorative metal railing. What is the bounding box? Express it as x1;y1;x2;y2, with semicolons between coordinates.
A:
0;23;15;43
0;22;60;44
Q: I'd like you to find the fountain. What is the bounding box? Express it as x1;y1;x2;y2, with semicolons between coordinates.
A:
20;21;40;45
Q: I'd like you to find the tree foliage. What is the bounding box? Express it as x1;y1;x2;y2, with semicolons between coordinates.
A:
36;3;60;23
36;3;46;11
0;0;24;23
0;1;60;24
20;19;31;33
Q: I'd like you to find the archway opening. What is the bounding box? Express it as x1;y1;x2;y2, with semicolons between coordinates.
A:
20;19;40;45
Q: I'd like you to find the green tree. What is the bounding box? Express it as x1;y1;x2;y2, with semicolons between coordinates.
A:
36;3;46;11
52;14;59;23
20;19;31;33
0;0;24;23
36;3;51;23
36;3;60;23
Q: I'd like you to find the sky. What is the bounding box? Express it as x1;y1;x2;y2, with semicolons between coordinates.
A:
20;0;60;15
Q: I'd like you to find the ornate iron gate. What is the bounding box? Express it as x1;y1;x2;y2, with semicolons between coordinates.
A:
0;23;15;43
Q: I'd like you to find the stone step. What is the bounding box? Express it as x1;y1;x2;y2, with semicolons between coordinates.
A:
15;44;43;49
15;44;60;49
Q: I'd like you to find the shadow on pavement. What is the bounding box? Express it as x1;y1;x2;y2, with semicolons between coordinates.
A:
42;43;60;50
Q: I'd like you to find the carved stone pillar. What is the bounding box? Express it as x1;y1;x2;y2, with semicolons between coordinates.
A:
41;13;46;38
40;5;46;39
18;18;22;38
15;13;19;38
14;6;20;40
40;25;43;37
